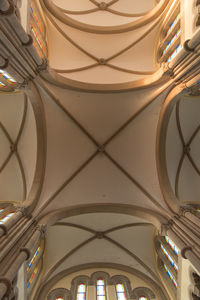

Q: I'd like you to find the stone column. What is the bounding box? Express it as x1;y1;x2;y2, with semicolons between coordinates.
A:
0;226;42;299
0;0;10;12
166;228;200;275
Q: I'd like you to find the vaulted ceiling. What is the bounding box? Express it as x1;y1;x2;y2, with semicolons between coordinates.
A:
0;1;200;299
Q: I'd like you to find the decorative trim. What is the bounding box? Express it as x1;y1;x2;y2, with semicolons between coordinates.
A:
109;274;132;298
47;288;71;300
39;64;166;93
71;275;90;298
23;81;47;214
131;286;156;299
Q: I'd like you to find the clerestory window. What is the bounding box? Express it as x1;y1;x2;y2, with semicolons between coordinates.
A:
115;283;127;300
96;279;106;300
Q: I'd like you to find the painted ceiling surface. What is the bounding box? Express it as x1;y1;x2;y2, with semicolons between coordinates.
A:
41;0;168;87
0;0;200;298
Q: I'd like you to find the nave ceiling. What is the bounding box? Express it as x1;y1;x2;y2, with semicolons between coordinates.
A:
0;1;200;299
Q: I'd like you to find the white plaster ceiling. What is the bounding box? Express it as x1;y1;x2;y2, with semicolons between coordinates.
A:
166;95;200;203
41;0;164;86
0;92;37;203
35;81;169;216
43;213;157;284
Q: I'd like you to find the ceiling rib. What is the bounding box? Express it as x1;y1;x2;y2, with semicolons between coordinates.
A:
36;80;171;217
46;11;159;76
55;222;97;234
42;221;158;289
42;236;96;285
0;94;28;201
104;235;158;279
56;0;150;18
174;100;200;198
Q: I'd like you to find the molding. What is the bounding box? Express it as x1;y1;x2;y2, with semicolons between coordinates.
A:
37;203;169;229
156;83;187;213
39;67;166;93
23;81;47;214
132;286;156;299
47;288;70;300
156;73;200;213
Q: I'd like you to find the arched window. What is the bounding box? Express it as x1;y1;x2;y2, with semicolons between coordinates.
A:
29;0;47;57
155;234;178;296
96;279;106;300
115;283;127;300
76;283;86;300
27;239;44;296
132;287;155;300
0;70;16;88
165;236;179;255
27;244;41;273
47;272;156;300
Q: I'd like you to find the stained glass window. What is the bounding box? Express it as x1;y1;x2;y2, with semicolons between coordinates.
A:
165;236;179;255
115;283;127;300
166;12;180;35
164;264;178;288
139;297;148;300
27;263;39;288
167;44;182;62
30;2;44;35
27;245;41;273
76;284;86;300
30;0;46;57
96;279;106;300
161;244;178;271
56;298;64;300
30;21;45;54
162;29;181;56
0;212;14;224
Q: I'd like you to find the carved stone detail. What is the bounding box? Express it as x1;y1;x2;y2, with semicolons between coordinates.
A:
47;288;71;300
131;286;156;299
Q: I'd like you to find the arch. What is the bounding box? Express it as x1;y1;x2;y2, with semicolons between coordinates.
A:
110;275;132;298
37;203;169;229
22;81;47;214
71;275;90;299
156;74;200;213
47;288;70;300
131;287;155;299
90;271;110;286
34;263;170;300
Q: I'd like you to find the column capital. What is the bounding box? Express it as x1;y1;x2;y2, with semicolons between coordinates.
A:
161;62;174;77
181;245;193;259
160;219;174;235
15;206;29;217
36;224;47;238
37;58;48;73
